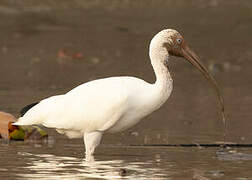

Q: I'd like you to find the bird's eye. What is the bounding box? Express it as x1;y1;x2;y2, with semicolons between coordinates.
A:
176;38;182;44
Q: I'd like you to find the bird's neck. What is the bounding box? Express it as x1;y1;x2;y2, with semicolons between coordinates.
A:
149;52;173;109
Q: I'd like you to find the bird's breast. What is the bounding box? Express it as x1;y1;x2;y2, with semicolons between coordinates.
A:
107;83;172;133
106;110;145;133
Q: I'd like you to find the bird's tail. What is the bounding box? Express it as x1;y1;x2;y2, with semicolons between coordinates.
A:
12;117;33;126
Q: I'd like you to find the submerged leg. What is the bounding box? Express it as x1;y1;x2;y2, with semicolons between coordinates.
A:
84;131;103;160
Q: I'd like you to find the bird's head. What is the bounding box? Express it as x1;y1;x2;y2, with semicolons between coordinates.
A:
151;29;214;86
150;29;225;124
156;29;208;76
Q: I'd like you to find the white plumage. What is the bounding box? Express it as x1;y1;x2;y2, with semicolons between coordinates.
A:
14;29;214;159
18;76;171;134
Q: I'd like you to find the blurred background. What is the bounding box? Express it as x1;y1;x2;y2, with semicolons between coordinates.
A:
0;0;252;145
1;1;252;179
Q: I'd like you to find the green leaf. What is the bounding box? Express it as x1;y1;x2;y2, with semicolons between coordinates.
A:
9;129;25;140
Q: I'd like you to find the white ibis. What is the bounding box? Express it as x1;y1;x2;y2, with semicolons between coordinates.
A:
13;29;225;159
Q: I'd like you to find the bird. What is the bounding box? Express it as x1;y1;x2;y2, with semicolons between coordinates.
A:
13;29;225;159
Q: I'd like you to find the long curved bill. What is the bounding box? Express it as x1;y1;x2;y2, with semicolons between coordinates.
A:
181;45;215;87
181;45;226;130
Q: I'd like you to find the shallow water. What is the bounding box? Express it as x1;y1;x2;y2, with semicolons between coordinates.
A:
1;0;252;179
2;141;252;180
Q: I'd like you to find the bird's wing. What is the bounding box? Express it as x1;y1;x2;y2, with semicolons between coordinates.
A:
16;77;142;133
